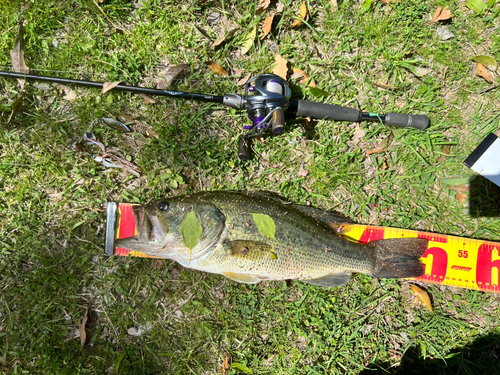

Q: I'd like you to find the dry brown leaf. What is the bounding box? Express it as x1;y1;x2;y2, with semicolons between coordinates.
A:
237;73;251;86
80;308;88;347
272;54;288;80
212;26;240;47
331;0;338;11
298;164;309;177
205;61;229;76
381;159;387;170
140;93;156;104
10;23;29;75
292;67;317;87
158;64;189;89
431;6;451;23
54;84;77;101
436;145;451;162
366;134;393;155
261;15;274;40
452;184;470;194
476;63;493;82
410;285;433;312
257;0;271;14
291;1;308;28
102;81;121;94
220;355;230;375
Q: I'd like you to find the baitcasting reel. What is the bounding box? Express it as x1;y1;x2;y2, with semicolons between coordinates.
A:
223;74;291;160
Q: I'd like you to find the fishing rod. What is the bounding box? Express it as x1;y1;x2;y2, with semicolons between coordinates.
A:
0;70;429;160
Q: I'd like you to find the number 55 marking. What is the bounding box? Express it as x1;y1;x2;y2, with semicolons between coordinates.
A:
458;250;469;258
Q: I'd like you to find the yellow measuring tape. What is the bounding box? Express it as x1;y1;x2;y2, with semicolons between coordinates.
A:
339;224;500;293
113;203;500;293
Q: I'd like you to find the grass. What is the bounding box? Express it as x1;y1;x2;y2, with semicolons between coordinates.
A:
1;0;500;373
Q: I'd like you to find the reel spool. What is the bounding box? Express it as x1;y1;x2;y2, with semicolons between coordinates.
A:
238;74;291;160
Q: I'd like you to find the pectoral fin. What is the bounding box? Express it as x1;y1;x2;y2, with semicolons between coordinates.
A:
225;240;273;260
301;272;352;287
222;272;263;284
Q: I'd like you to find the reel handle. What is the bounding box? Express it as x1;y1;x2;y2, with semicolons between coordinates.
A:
271;108;285;135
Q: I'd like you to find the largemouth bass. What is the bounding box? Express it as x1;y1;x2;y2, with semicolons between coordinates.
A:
116;191;428;287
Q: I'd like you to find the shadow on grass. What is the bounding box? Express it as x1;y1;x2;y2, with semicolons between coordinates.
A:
469;175;500;217
361;332;500;375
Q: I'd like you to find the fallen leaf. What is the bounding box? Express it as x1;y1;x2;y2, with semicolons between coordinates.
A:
471;55;498;71
237;73;251;86
475;63;493;82
10;23;29;90
158;64;189;89
272;54;288;80
140;93;156;103
207;12;221;25
291;1;308;28
292;67;317;87
5;93;25;127
466;0;486;14
102;81;121;94
331;0;338;11
309;87;330;98
352;128;366;142
452;184;470;194
381;159;387;170
431;6;452;22
212;26;240;47
54;84;77;101
220;355;230;375
456;193;467;203
257;0;271;14
10;23;29;75
231;363;253;374
101;118;131;133
436;145;451;162
410;285;433;312
436;26;454;41
241;26;257;55
260;15;274;40
298;163;309;177
366;134;393;155
179;211;203;251
205;61;229;76
80;308;88;347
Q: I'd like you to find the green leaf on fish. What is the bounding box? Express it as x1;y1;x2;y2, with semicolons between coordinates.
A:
251;213;276;240
251;213;280;259
179;211;202;251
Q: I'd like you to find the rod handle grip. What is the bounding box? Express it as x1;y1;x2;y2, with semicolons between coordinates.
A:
385;113;429;130
296;100;361;122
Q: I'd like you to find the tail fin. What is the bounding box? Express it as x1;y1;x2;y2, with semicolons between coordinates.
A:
372;238;428;278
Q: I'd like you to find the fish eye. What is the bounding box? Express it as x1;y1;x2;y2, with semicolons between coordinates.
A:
158;202;169;211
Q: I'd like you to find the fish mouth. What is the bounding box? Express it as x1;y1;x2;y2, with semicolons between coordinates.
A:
115;205;168;253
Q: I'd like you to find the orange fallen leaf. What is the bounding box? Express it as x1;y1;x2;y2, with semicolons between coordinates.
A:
456;192;467;203
261;15;274;40
381;159;387;170
475;63;493;82
291;1;308;28
431;6;452;22
272;54;288;80
220;355;229;375
452;184;470;194
292;67;317;87
102;81;122;94
237;73;251;86
257;0;271;14
206;61;229;76
410;285;433;312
